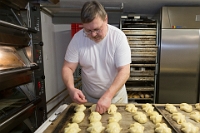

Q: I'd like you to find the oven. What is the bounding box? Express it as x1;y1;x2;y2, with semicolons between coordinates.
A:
0;0;47;132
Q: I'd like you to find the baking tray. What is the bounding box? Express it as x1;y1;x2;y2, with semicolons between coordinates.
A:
154;104;200;133
44;103;177;133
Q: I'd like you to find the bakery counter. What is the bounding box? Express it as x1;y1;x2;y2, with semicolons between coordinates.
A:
35;103;200;133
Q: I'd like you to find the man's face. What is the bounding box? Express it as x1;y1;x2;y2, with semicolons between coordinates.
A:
83;16;107;43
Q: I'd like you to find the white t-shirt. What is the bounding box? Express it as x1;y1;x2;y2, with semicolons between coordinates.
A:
65;24;131;102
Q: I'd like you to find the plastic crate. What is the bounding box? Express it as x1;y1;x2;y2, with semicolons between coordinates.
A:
71;23;83;37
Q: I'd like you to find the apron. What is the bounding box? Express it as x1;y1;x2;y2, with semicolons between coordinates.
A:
82;87;128;103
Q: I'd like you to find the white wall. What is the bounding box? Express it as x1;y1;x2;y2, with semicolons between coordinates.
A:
41;12;72;117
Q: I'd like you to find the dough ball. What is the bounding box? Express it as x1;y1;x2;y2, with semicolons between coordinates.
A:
150;113;162;124
108;112;122;123
89;104;97;112
190;111;200;123
88;112;102;122
142;103;154;114
180;103;193;113
105;122;122;133
128;122;144;133
125;104;138;113
108;104;117;115
132;111;148;124
72;111;85;123
195;103;200;111
155;123;172;133
87;121;105;133
165;104;178;114
74;104;86;112
148;111;159;117
171;112;186;124
64;123;81;133
181;122;199;133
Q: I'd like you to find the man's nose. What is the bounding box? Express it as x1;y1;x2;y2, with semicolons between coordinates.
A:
91;31;98;36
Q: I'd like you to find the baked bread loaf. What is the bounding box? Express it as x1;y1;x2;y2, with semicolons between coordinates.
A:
0;46;25;70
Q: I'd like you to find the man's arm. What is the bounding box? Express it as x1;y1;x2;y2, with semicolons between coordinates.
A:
62;60;87;104
96;63;130;114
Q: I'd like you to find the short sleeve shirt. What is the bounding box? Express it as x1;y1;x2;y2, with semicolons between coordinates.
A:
65;24;131;99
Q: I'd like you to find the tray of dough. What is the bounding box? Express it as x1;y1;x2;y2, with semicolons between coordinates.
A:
154;103;200;133
43;103;177;133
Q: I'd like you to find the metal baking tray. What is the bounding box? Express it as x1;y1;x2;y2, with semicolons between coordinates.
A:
154;104;200;133
43;103;177;133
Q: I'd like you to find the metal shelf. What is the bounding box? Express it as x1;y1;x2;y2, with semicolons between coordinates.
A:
121;15;158;103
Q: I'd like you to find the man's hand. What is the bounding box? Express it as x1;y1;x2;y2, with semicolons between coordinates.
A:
68;88;87;104
96;97;111;114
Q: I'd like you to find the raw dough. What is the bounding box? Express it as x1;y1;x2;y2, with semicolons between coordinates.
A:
128;122;144;133
87;121;105;133
142;103;154;114
74;104;86;112
190;111;200;123
108;112;122;123
125;104;138;113
72;111;85;123
171;112;186;124
180;103;193;113
89;104;97;112
165;104;178;114
181;122;199;133
88;112;102;122
64;123;81;133
155;123;172;133
150;112;162;124
132;112;148;124
195;103;200;111
148;111;159;116
105;122;122;133
108;104;117;115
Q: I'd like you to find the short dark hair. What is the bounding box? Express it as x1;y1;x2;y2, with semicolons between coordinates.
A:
81;1;107;23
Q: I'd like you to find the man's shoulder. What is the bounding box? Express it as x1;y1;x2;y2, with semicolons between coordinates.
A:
108;24;126;37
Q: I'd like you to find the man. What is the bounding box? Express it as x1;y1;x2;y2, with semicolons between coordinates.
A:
62;0;131;114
